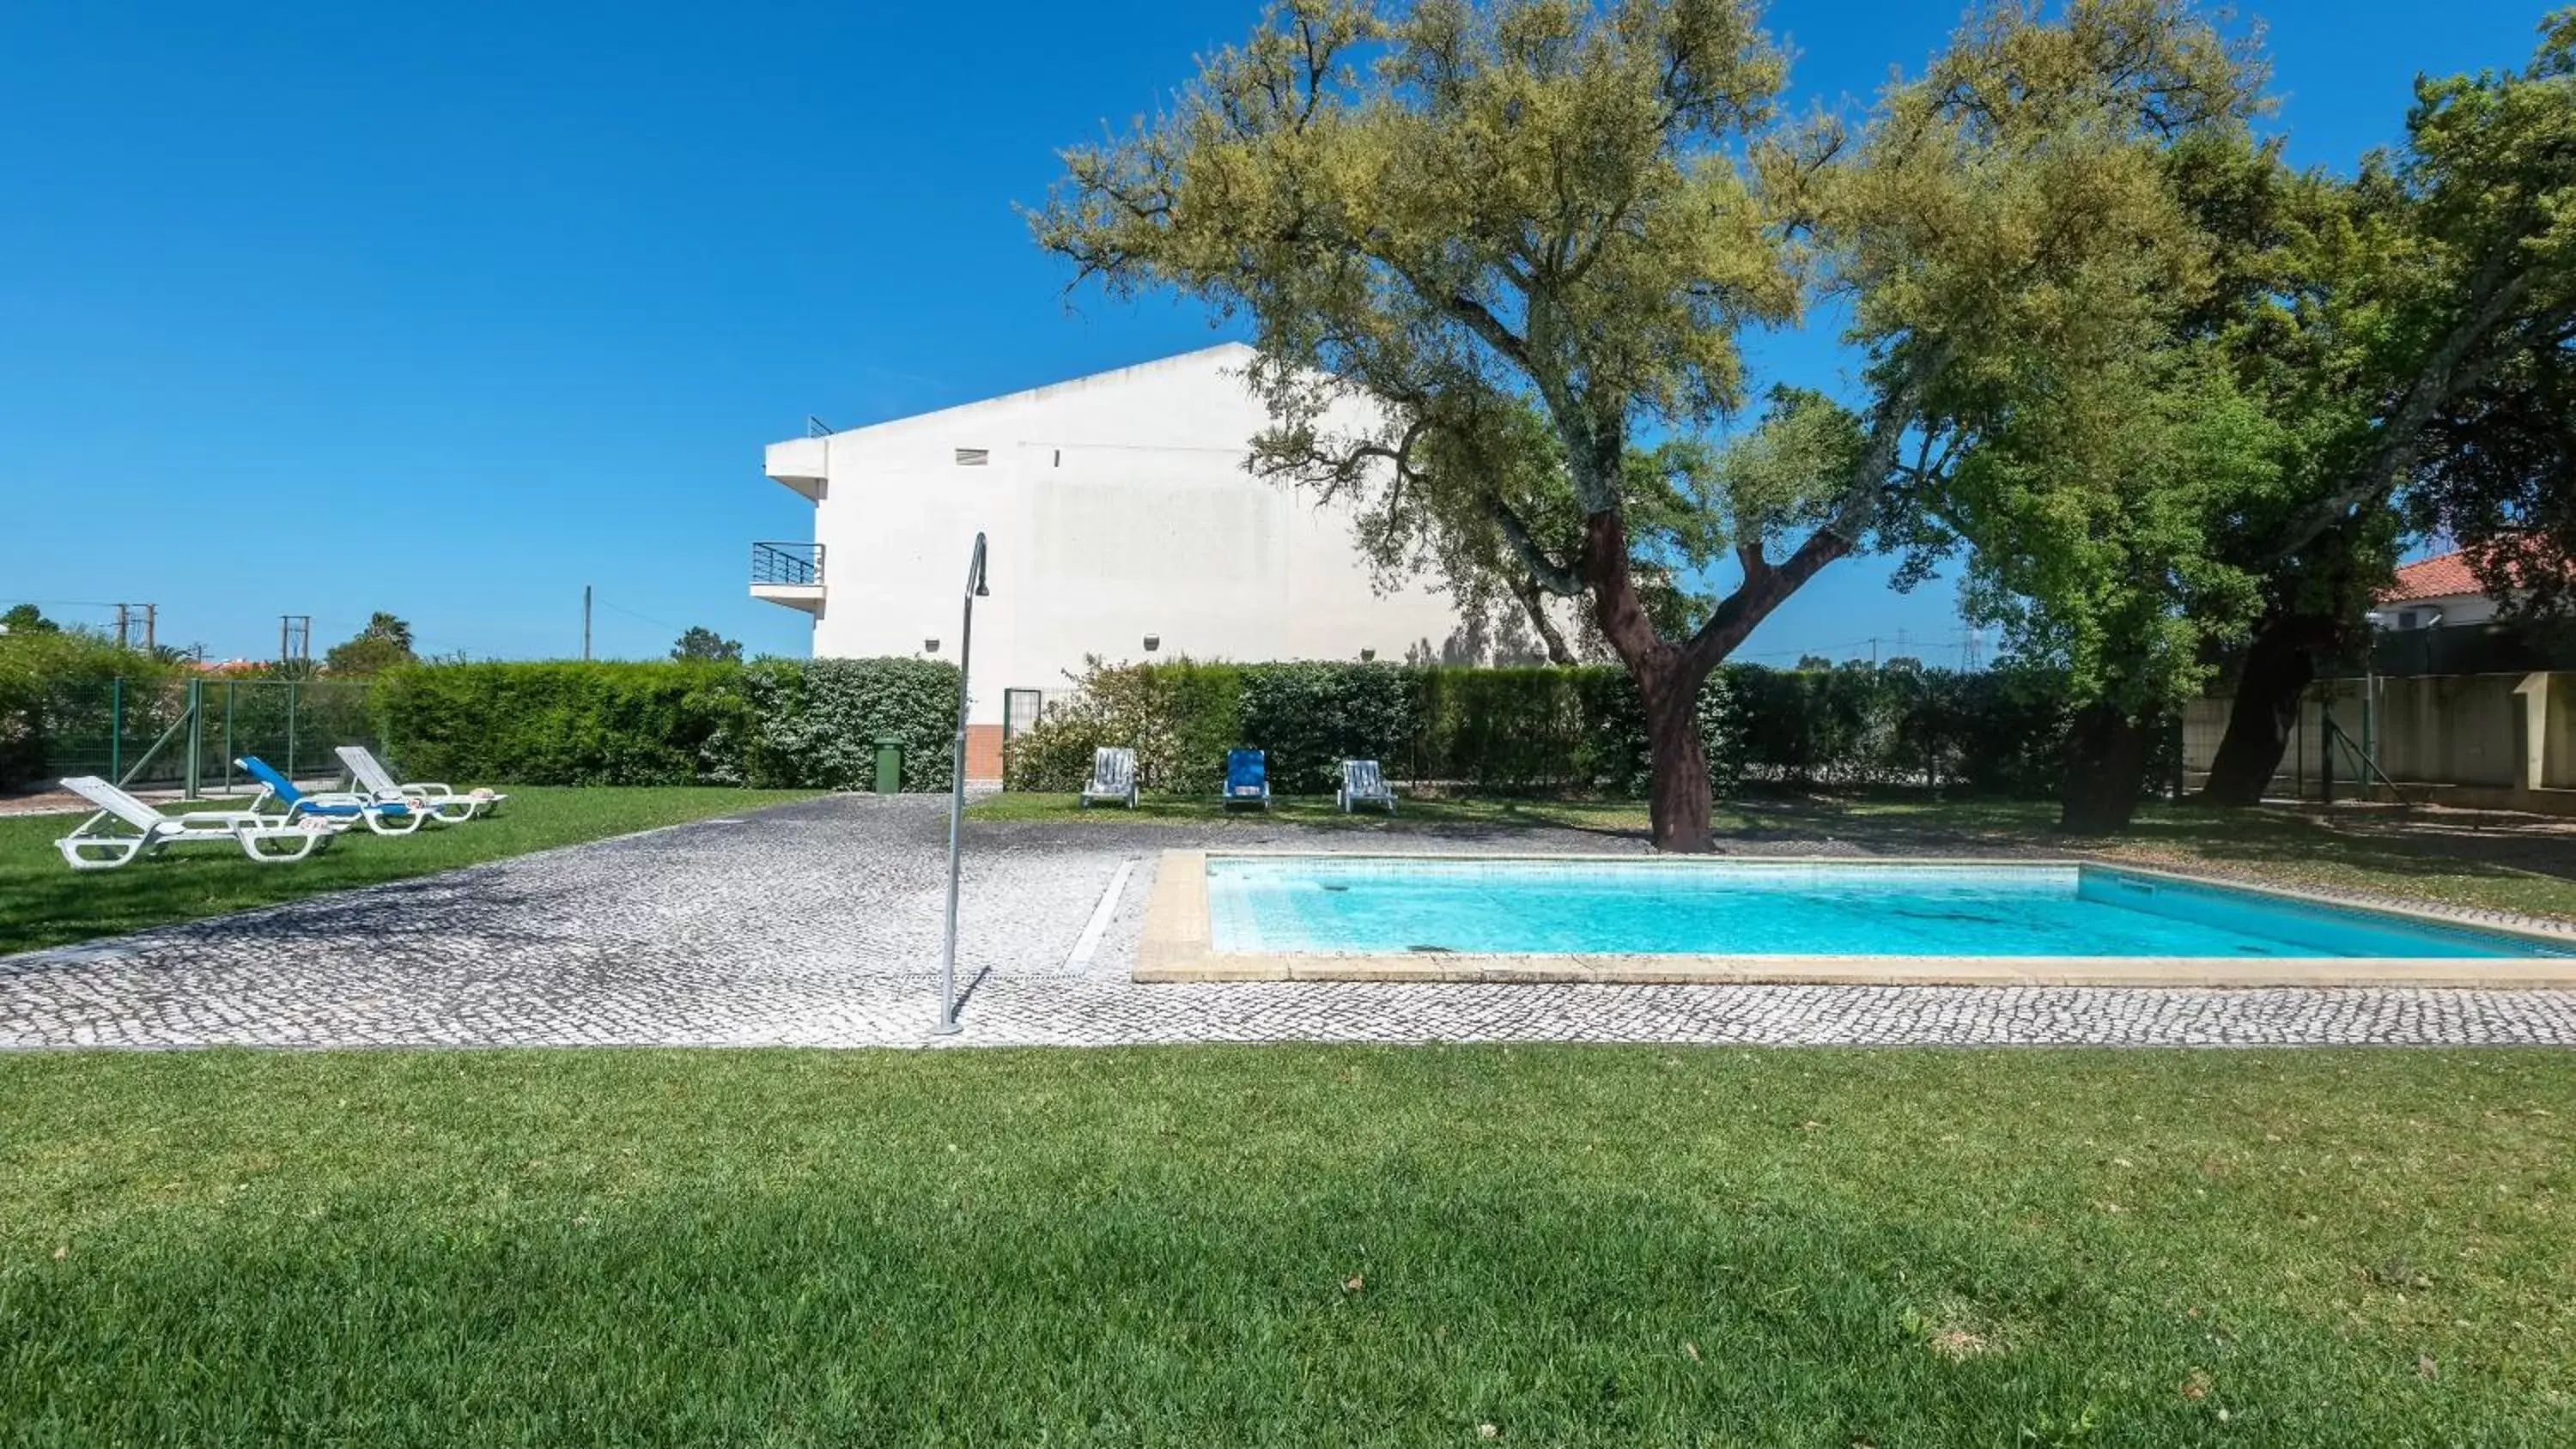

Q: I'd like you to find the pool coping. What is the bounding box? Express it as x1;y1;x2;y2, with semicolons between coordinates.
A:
1134;851;2576;988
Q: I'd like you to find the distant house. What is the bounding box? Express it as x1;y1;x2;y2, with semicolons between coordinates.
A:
2375;543;2571;632
751;343;1467;779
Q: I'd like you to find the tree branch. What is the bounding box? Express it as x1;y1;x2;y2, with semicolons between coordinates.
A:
1509;575;1577;665
1485;494;1585;597
1678;340;1954;673
2275;264;2543;558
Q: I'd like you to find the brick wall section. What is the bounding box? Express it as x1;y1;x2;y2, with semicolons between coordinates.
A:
965;724;1004;784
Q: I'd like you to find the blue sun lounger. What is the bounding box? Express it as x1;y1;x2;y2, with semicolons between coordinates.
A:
1222;749;1271;809
238;755;425;835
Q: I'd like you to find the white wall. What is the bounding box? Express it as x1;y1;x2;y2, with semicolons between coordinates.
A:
2383;593;2500;629
781;345;1464;724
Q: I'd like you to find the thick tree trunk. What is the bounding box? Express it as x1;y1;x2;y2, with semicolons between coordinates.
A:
1575;509;1722;852
1639;658;1716;853
2200;615;2321;807
2057;703;2156;836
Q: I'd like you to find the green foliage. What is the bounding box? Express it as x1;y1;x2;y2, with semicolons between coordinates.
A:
371;658;959;791
998;658;1247;795
1952;349;2278;719
1239;663;1419;793
2389;11;2576;615
1005;657;2075;799
0;627;192;788
323;612;416;676
1036;0;2266;846
1;604;60;635
371;663;748;786
671;626;744;664
738;658;960;792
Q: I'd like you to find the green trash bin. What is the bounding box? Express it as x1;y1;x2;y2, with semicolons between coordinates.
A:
872;737;907;794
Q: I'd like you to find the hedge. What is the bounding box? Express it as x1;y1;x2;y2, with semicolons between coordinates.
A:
1005;658;2084;798
369;658;959;790
0;631;195;789
11;650;2116;802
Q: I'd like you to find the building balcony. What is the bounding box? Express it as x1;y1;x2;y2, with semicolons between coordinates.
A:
765;436;829;500
750;541;826;614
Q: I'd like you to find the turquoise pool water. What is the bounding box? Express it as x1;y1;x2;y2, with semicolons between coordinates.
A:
1205;858;2569;960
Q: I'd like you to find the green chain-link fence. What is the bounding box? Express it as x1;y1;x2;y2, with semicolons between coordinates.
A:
9;677;375;794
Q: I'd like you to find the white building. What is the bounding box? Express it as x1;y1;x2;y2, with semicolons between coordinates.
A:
2374;549;2509;631
752;343;1466;779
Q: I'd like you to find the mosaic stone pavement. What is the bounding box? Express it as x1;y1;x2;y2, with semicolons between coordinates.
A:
7;794;2576;1050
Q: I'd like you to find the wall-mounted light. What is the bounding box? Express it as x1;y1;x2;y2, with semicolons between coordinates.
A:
1143;634;1161;652
924;638;940;654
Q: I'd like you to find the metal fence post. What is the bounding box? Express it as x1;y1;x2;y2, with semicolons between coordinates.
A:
184;677;204;799
222;682;236;792
2320;697;2336;807
109;676;123;782
286;678;300;779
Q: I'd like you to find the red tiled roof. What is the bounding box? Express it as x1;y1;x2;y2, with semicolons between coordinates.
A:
2380;541;2573;605
2380;550;2483;604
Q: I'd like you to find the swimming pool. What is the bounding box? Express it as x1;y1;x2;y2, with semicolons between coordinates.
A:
1201;857;2571;961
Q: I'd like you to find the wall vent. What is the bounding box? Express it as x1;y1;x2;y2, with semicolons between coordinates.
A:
954;448;989;467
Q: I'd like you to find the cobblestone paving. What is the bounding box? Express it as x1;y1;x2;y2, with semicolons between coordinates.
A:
6;794;2576;1049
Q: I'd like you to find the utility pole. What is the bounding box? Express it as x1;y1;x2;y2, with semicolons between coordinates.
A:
113;603;130;650
582;585;592;661
279;615;312;674
142;603;156;654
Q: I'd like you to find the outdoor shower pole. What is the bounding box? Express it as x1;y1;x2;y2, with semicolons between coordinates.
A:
935;531;990;1038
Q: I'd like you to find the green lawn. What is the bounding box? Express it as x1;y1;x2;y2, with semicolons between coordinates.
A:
975;791;2576;922
3;1046;2572;1444
0;787;818;955
1810;797;2576;923
972;791;1681;834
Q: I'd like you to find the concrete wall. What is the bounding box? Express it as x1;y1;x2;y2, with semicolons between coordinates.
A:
2184;670;2574;812
773;343;1467;741
2552;676;2576;791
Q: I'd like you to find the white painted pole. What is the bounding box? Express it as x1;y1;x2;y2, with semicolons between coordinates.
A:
935;531;988;1038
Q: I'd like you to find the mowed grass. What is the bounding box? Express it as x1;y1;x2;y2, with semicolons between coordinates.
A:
1814;797;2576;924
0;787;819;955
3;1046;2573;1445
972;791;1682;834
975;791;2576;922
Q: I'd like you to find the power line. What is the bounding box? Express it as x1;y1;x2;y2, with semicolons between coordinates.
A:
592;597;685;633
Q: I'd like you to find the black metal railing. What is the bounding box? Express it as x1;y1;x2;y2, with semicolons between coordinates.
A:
750;541;824;587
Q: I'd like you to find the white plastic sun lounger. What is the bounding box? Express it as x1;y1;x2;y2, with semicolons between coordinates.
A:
1338;758;1398;815
336;745;505;823
1078;747;1139;809
239;755;424;836
54;776;330;870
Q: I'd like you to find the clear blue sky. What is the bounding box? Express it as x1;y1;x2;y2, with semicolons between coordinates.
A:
0;1;2546;667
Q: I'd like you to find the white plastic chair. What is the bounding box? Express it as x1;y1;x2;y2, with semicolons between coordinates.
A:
53;776;330;870
336;745;505;823
1078;747;1139;809
1338;759;1398;815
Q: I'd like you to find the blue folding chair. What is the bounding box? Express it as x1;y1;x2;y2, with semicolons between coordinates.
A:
1221;749;1271;809
238;755;425;835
